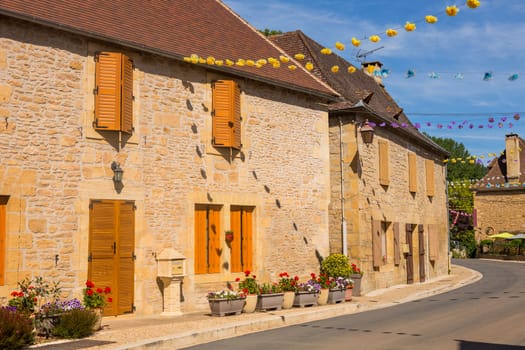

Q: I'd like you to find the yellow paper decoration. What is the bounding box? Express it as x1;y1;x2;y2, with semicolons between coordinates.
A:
386;29;398;37
404;22;416;32
236;59;245;66
294;53;305;60
268;57;277;64
206;56;216;65
305;62;314;71
246;59;255;66
446;5;459;16
335;41;345;51
425;15;438;24
367;65;375;74
272;61;280;68
351;37;361;47
215;60;224;66
279;55;290;63
369;35;381;43
288;65;297;71
256;59;267;66
255;63;262;68
183;56;191;62
348;66;357;73
331;65;339;73
320;48;332;55
466;0;480;9
198;57;206;64
225;59;234;66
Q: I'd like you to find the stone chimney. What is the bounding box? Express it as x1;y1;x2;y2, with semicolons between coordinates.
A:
505;133;520;183
361;61;383;85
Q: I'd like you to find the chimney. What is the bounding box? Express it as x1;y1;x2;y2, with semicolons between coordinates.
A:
361;61;383;85
505;133;520;183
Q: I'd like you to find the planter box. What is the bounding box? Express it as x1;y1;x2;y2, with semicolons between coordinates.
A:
351;274;362;296
208;298;245;316
293;291;318;307
256;293;284;311
327;288;345;304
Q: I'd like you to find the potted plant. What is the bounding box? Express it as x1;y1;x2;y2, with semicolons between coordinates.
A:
256;283;283;311
278;272;298;309
236;270;258;313
206;289;245;317
225;230;234;245
293;276;320;307
327;277;352;304
316;273;331;305
321;254;356;299
350;262;364;296
82;280;112;330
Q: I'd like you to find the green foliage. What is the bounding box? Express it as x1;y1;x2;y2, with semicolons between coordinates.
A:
0;307;34;349
259;28;283;37
8;276;61;314
258;282;282;294
321;254;352;278
52;309;97;339
238;270;259;295
450;228;477;258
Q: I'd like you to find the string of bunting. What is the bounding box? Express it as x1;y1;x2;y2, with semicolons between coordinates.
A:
184;1;482;75
447;173;525;189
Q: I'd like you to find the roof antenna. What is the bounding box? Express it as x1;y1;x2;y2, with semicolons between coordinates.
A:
356;46;384;63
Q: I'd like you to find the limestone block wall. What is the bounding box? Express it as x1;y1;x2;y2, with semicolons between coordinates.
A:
0;17;331;313
329;115;449;294
474;190;525;241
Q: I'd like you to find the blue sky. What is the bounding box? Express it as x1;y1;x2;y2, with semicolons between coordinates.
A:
223;0;525;162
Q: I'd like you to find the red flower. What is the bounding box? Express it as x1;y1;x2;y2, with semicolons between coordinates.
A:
294;276;299;281
86;280;95;288
252;275;256;279
87;289;94;296
107;297;113;303
235;277;240;282
10;291;18;297
244;270;251;277
104;286;111;294
96;288;103;294
310;273;316;279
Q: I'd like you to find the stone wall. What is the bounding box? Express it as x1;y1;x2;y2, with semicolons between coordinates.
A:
329;115;449;294
0;17;331;313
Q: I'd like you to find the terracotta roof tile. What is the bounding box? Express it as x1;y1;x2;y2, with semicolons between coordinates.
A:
0;0;338;99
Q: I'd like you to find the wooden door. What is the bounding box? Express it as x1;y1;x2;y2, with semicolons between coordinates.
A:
0;197;7;285
194;205;222;274
405;224;414;284
418;224;426;282
230;206;253;273
89;200;135;316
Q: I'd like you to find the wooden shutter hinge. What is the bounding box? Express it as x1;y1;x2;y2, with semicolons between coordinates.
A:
93;87;99;95
132;253;136;261
211;110;215;117
88;253;92;262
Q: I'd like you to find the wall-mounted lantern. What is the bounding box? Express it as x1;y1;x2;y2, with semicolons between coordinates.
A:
359;119;375;145
111;161;124;183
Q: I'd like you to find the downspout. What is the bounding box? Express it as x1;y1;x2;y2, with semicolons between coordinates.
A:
445;162;451;273
339;117;348;256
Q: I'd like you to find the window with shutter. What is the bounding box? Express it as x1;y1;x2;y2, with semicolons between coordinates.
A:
194;205;222;274
230;206;254;273
428;224;439;261
425;159;435;197
393;222;400;265
212;80;241;149
0;196;7;285
408;153;417;193
379;140;390;186
94;52;134;134
372;220;382;268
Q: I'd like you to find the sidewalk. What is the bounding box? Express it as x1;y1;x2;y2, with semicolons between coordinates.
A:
31;264;481;350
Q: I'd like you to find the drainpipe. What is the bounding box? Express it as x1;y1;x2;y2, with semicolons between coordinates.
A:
339;117;348;256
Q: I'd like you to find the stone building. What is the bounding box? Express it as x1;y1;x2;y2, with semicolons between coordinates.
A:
473;134;525;241
0;1;341;315
271;31;450;293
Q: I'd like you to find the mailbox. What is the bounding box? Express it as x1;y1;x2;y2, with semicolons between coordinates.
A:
157;248;186;278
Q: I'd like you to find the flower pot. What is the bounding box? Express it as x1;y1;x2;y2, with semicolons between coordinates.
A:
282;291;295;309
328;288;346;304
345;287;353;301
256;293;284;312
92;308;103;331
351;274;362;296
208;298;245;316
317;288;329;305
293;291;318;308
243;294;257;313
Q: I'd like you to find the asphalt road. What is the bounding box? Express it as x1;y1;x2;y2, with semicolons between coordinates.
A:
185;259;525;350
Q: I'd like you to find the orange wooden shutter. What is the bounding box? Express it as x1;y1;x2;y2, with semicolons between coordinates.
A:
428;224;438;261
212;80;241;149
121;55;134;134
194;207;207;274
208;207;221;273
89;201;117;315
408;153;417;193
94;52;121;131
425;159;435;197
0;198;6;285
372;220;382;268
117;202;134;314
393;222;400;266
379;140;390;186
242;208;253;272
230;207;242;272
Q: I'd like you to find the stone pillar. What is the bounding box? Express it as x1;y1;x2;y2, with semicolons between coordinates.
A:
160;277;183;316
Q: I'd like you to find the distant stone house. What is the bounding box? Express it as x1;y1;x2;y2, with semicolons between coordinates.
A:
473;134;525;242
0;0;341;315
271;31;450;293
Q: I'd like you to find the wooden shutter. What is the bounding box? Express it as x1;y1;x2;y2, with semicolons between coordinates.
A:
94;52;121;131
208;207;221;273
393;222;400;266
408;153;417;193
194;207;207;274
379;140;390;186
0;197;6;285
242;208;253;272
121;55;134;134
230;208;242;272
117;202;134;314
194;205;221;274
428;224;438;261
425;159;435;197
212;80;241;149
418;224;426;282
372;220;382;268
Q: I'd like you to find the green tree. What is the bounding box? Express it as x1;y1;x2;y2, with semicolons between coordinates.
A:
259;28;283;37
